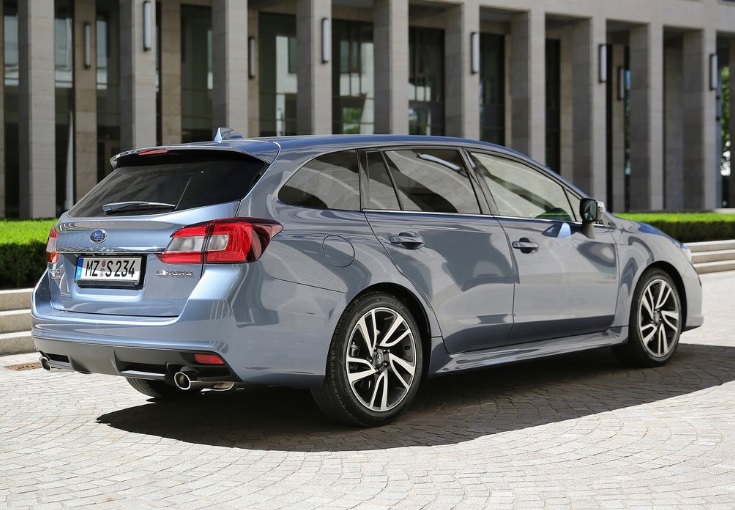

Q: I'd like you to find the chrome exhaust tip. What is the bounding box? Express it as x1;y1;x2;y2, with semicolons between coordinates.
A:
173;371;193;390
39;357;51;371
173;371;234;391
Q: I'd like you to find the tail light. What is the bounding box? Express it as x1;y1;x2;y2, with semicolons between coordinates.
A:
158;218;282;265
46;228;59;264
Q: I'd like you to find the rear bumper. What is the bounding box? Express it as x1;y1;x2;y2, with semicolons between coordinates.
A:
32;264;346;388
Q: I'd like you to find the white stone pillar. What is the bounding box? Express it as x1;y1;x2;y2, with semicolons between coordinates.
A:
297;0;332;135
160;1;181;145
629;23;664;211
213;0;249;135
572;16;607;201
120;0;157;150
510;9;545;163
664;42;684;210
682;29;717;210
559;31;573;181
74;0;98;201
19;0;55;218
445;0;479;139
374;0;408;134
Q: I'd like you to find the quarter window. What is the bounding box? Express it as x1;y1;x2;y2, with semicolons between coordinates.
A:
279;151;360;211
382;149;480;214
470;152;577;221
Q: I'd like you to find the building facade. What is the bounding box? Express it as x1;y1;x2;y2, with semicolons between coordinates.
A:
3;0;735;218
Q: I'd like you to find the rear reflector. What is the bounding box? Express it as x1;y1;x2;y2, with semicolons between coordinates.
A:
158;218;282;265
193;353;225;365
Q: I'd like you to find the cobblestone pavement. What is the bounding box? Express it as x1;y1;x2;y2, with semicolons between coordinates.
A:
2;273;735;509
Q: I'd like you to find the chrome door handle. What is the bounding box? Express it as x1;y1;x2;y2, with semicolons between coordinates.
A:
511;238;539;254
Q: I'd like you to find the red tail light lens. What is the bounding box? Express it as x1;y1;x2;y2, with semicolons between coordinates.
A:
158;218;282;265
193;353;225;365
46;228;59;264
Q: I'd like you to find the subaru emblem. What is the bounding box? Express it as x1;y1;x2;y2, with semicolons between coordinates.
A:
90;229;107;244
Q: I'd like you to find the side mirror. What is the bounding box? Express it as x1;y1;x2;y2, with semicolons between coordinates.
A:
580;198;605;238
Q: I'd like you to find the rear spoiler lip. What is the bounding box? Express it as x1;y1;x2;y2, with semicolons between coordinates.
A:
111;140;281;169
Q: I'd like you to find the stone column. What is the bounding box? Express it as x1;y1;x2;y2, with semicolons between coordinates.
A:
629;23;663;211
664;41;684;210
120;0;157;151
160;1;181;145
18;0;55;218
559;31;573;181
445;0;479;139
248;12;259;136
0;7;4;217
510;9;545;163
610;44;626;212
682;29;717;210
297;0;332;135
74;0;98;201
374;0;408;134
571;17;607;201
213;0;249;135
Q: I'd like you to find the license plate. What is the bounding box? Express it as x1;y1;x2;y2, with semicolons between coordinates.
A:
75;257;142;285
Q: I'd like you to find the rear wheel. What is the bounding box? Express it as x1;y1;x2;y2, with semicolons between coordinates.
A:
311;292;423;427
614;268;682;367
126;378;201;399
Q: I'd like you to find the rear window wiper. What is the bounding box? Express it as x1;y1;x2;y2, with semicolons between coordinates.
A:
102;201;177;215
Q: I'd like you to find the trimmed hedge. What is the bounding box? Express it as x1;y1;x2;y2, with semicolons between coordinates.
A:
615;213;735;243
0;214;734;289
0;220;56;289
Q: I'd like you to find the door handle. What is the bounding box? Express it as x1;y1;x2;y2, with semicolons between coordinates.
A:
511;238;539;254
389;232;424;249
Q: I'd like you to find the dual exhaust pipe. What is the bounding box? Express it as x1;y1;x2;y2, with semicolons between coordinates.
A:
173;370;234;392
39;356;233;392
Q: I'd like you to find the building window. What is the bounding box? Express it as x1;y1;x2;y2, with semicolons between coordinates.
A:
3;0;19;216
545;38;561;174
408;27;444;136
96;0;120;182
479;33;505;145
259;13;297;136
181;5;212;143
332;20;374;134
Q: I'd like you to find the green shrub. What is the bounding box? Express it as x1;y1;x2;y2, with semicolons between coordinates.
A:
0;220;56;289
615;213;735;243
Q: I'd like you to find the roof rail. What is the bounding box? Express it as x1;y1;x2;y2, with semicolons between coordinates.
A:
214;127;244;143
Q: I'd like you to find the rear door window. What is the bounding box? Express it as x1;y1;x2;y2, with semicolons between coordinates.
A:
278;150;360;211
382;149;481;214
68;152;267;217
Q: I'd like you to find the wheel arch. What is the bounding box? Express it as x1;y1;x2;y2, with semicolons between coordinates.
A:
637;261;688;327
349;282;437;377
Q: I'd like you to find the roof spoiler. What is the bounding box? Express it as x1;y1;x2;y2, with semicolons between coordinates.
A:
214;127;245;143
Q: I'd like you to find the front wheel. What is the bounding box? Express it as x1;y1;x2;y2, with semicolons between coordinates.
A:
614;269;682;367
311;292;423;427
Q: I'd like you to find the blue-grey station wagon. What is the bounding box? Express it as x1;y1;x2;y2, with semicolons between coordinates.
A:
32;130;703;426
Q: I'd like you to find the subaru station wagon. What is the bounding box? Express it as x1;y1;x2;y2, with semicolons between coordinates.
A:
32;130;703;426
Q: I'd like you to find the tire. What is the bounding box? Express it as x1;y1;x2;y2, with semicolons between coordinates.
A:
311;292;423;427
126;377;201;400
614;268;682;367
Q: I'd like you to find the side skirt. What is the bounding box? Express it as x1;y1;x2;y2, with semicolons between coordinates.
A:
428;327;628;376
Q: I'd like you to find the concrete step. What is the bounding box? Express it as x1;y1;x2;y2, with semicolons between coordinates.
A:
0;331;35;356
0;309;32;334
687;240;735;253
694;260;735;274
692;249;735;264
0;289;32;312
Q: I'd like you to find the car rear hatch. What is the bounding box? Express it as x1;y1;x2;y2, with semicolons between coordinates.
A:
45;148;270;317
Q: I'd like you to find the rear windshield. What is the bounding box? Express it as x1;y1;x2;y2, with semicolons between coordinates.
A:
68;153;267;218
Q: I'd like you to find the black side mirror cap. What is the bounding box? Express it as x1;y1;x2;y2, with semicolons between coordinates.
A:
580;198;605;238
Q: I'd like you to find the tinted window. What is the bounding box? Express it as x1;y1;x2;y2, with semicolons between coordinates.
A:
69;153;267;217
279;151;360;211
470;152;576;221
383;149;480;214
366;152;400;210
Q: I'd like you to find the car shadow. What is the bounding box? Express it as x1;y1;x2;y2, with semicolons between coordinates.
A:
97;342;735;452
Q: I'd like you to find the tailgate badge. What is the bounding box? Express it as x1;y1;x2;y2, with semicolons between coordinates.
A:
90;230;107;243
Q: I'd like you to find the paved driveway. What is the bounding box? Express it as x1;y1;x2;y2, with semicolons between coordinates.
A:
2;273;734;509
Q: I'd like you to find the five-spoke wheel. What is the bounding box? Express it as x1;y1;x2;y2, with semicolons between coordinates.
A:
311;292;423;426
